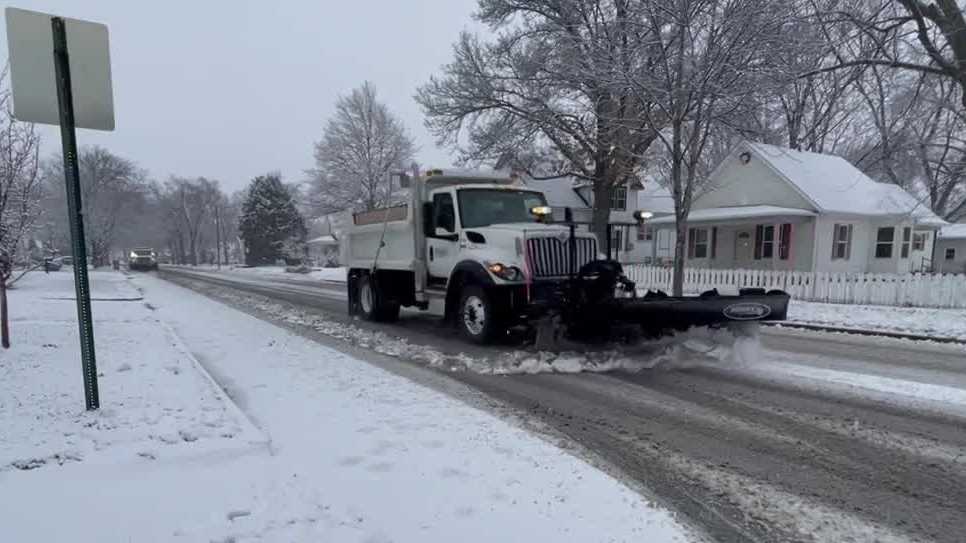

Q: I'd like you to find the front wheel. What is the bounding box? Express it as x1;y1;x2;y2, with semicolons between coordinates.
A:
458;285;504;344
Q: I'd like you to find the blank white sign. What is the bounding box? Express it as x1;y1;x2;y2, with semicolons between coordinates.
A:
5;7;115;131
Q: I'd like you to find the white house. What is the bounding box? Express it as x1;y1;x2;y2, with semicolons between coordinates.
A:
936;223;966;274
648;142;947;274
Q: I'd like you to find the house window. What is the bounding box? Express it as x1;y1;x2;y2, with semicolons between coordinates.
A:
913;232;927;251
778;223;792;260
637;223;653;241
832;223;852;260
754;224;774;259
688;227;709;259
610;186;627;211
947;247;957;261
875;227;895;258
610;228;624;254
900;227;912;259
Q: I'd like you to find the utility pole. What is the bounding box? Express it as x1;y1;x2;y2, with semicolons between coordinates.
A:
214;204;222;270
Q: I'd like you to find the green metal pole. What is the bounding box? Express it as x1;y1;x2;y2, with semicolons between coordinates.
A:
52;16;99;410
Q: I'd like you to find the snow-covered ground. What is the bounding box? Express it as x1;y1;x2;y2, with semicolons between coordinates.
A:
786;299;966;340
0;271;694;542
184;264;347;282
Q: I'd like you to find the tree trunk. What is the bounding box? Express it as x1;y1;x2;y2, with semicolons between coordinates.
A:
1;276;9;349
670;117;686;297
591;181;613;257
672;219;687;297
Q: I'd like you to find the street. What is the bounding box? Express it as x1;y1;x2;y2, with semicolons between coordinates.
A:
159;266;966;543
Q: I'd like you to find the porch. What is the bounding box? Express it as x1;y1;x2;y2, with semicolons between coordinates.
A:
648;206;817;272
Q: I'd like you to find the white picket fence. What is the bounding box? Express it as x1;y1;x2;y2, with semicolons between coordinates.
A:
623;265;966;309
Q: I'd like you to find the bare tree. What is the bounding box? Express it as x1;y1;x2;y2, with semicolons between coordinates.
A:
309;82;415;213
43;146;146;266
159;177;224;265
417;0;663;241
622;0;791;295
0;69;42;348
809;1;966;108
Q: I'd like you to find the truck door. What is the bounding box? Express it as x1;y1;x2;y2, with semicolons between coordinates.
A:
427;190;460;283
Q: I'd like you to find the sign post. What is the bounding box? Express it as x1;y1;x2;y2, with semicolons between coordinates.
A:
5;7;115;410
51;16;99;410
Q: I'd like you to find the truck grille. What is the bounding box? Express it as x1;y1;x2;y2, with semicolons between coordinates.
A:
525;237;597;278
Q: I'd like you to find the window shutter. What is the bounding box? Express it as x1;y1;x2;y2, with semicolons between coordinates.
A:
831;224;838;259
687;228;696;258
846;224;853;259
754;224;763;259
711;227;718;259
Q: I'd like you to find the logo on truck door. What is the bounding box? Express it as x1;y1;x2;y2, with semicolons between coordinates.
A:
723;302;771;320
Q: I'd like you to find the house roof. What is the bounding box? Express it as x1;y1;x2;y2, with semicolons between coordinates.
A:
940;223;966;240
745;143;946;225
524;178;588;208
650;205;816;225
637;183;675;215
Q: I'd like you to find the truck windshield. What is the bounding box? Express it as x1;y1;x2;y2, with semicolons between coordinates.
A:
457;189;548;228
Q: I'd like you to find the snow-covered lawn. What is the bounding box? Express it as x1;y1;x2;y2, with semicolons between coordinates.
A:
0;272;260;474
786;299;966;340
0;271;693;542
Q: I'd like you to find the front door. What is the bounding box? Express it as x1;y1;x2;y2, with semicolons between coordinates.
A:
426;190;460;284
734;229;753;264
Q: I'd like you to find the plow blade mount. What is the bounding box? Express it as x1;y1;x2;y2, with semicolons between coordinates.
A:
608;289;790;330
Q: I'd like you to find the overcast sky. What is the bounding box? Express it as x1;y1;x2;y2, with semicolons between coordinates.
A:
1;0;481;192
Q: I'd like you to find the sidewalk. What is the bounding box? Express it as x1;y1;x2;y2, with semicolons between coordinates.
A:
786;299;966;342
0;271;693;542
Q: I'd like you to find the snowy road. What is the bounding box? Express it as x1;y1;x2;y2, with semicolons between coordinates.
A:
159;266;966;543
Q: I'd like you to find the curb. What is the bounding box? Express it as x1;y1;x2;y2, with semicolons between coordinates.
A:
156;319;273;451
764;321;966;346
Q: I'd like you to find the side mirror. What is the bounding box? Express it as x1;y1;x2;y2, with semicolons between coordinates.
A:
422;202;434;234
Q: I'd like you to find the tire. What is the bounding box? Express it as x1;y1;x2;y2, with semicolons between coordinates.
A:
357;274;400;323
457;285;504;344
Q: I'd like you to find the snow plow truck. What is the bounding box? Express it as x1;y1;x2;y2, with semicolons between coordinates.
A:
343;169;789;345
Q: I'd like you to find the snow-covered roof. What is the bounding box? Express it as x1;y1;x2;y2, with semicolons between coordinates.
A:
746;143;945;225
650;205;816;225
524;178;588;208
637;183;675;215
940;223;966;240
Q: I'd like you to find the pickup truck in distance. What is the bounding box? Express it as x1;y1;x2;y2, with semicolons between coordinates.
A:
128;248;159;271
343;169;789;344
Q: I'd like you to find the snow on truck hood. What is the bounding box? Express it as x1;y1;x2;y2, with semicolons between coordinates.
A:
471;222;596;237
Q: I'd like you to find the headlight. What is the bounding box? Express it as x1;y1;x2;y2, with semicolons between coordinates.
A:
129;252;137;259
486;261;523;281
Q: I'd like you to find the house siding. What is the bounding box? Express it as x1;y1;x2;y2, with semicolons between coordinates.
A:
681;217;814;272
694;154;815;211
936;238;966;273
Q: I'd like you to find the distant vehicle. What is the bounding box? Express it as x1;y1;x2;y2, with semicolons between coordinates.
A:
42;257;63;272
60;256;73;266
128;248;159;271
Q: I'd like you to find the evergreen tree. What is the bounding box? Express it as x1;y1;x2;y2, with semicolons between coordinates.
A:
238;174;307;265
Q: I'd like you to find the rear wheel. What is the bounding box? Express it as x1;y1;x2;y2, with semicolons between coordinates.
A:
357;274;400;322
458;285;503;344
